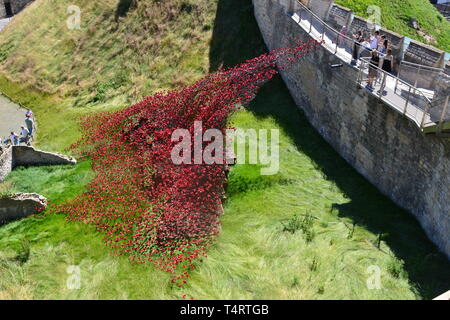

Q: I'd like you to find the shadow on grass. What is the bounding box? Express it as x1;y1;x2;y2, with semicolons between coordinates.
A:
116;0;135;20
209;0;450;299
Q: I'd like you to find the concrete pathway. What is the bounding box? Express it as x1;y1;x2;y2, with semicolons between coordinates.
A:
0;94;26;141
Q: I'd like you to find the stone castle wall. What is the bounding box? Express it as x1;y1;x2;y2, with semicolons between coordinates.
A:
0;1;5;18
0;146;13;181
252;0;450;258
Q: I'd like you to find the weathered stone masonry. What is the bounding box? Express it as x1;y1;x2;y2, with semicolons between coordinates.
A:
0;193;47;224
0;145;13;182
252;0;450;258
0;145;77;181
0;146;76;223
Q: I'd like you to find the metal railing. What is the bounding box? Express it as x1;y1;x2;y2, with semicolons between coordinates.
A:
358;57;434;128
297;6;358;65
292;0;449;132
429;95;450;133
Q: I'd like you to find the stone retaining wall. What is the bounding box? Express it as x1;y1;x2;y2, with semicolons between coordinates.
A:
404;40;445;68
0;146;76;182
327;4;351;30
0;146;13;181
13;146;76;167
252;0;450;258
0;193;47;224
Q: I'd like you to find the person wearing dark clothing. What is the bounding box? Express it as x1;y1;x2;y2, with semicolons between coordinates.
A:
381;49;394;74
378;49;394;95
352;31;363;65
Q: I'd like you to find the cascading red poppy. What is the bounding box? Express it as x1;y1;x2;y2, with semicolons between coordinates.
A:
50;39;319;284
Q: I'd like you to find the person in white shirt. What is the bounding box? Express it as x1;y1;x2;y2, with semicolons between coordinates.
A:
25;117;34;137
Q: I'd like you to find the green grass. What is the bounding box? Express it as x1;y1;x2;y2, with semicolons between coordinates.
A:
0;0;449;300
0;161;176;300
177;77;450;300
336;0;450;51
4;161;93;203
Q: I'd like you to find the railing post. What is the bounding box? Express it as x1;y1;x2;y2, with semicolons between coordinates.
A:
379;73;387;98
357;59;365;85
309;12;313;33
414;65;420;88
438;96;450;133
321;24;325;42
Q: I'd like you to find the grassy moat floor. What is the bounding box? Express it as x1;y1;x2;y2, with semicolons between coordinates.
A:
2;77;449;299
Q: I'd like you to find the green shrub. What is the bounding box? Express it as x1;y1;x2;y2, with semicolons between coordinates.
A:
281;212;316;242
387;257;407;279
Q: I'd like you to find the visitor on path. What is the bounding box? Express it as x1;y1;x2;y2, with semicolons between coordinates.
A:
24;116;34;137
378;49;394;96
3;132;19;146
370;31;380;50
366;50;380;91
351;31;363;65
19;126;30;145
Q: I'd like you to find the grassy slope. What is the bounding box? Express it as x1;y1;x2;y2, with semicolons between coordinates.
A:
0;0;216;152
0;0;449;299
336;0;450;51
